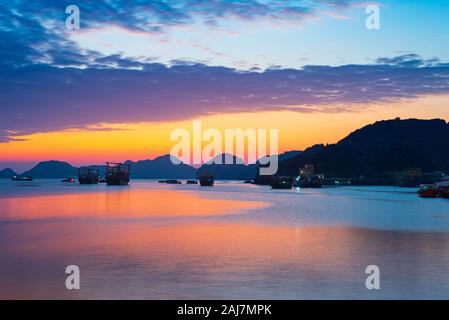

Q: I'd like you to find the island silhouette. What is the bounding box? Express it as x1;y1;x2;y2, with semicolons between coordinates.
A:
1;118;448;185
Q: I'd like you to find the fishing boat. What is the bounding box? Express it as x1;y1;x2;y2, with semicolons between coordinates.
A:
186;180;198;184
440;189;449;198
199;172;214;186
417;176;449;198
106;162;131;186
294;164;323;188
61;177;76;183
418;184;439;198
11;176;33;182
158;179;182;184
270;176;293;189
436;177;449;198
98;177;106;183
294;175;322;188
78;168;99;184
166;179;182;184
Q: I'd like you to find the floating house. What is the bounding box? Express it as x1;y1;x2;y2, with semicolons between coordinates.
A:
78;168;100;184
295;164;323;188
106;162;131;186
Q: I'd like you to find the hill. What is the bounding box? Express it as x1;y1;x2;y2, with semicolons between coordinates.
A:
198;151;303;180
278;118;449;178
16;155;196;179
0;168;17;179
21;161;78;179
126;155;197;179
198;154;257;180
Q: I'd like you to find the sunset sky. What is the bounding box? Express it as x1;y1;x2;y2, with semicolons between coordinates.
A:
1;0;449;172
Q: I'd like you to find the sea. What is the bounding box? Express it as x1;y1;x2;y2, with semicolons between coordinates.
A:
0;179;448;299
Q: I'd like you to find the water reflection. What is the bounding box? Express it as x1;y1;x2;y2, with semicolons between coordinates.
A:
1;182;449;299
1;220;449;299
0;189;268;220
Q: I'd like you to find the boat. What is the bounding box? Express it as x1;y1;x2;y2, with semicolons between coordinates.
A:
186;180;198;184
98;177;106;183
61;177;76;183
166;179;182;184
270;176;293;189
440;189;449;198
158;179;182;184
106;162;131;186
199;172;214;186
294;164;323;188
11;176;33;182
418;184;439;198
417;176;449;198
294;175;322;188
78;168;99;184
436;177;449;198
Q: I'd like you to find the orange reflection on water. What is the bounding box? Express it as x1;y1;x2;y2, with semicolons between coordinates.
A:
3;219;449;299
0;189;269;220
4;220;369;270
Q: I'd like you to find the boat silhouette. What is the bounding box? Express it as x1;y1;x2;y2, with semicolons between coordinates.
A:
199;172;214;186
270;176;293;189
11;176;33;182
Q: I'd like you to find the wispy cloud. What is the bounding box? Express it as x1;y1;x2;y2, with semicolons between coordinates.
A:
1;54;449;142
0;0;364;68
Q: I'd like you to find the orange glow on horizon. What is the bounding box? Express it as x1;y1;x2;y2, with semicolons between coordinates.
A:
1;94;448;167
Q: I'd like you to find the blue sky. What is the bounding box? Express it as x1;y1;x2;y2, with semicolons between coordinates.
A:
62;0;449;69
2;1;449;69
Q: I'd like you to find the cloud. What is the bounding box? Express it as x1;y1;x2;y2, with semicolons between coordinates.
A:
375;54;441;68
1;54;449;142
1;1;449;142
2;1;358;33
0;1;366;66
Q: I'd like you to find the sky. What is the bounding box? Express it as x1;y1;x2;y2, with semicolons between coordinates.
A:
0;0;449;172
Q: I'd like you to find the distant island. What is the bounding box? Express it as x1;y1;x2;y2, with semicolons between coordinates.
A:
0;168;17;179
1;118;448;185
0;151;301;181
6;155;198;180
196;151;301;180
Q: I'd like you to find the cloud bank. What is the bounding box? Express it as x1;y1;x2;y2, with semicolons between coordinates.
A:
1;54;449;141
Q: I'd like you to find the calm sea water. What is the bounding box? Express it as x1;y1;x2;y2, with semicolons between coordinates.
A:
0;179;448;299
